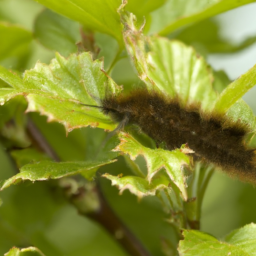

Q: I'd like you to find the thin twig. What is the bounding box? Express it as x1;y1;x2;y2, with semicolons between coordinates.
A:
85;185;150;256
27;119;60;161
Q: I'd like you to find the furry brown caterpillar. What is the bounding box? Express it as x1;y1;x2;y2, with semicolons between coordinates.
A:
100;89;256;183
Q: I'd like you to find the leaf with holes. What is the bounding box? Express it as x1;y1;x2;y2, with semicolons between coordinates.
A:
103;172;171;199
114;132;190;199
0;52;122;132
123;13;256;131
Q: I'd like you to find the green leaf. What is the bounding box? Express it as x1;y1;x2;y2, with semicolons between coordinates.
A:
33;0;123;45
34;9;80;57
123;15;217;111
179;230;230;256
0;78;11;88
0;197;2;207
212;64;256;131
0;160;115;190
4;247;45;256
225;99;256;131
95;32;119;70
25;93;112;132
0;88;21;104
213;64;256;114
0;65;24;89
176;19;256;54
212;70;230;93
0;0;43;30
149;0;256;35
126;0;166;17
225;223;256;254
114;132;190;199
0;96;30;148
0;96;26;128
103;172;170;198
179;223;256;256
11;148;51;168
0;22;32;61
0;52;122;132
211;70;256;131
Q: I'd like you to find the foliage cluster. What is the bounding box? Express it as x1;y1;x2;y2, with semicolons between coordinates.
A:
1;0;256;255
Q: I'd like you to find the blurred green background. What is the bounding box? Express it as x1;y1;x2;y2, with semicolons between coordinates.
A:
1;0;256;255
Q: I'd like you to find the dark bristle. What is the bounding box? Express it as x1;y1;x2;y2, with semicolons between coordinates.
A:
101;89;256;183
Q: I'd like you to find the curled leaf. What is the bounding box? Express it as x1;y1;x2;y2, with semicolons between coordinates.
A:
103;173;170;199
4;246;45;256
114;132;190;199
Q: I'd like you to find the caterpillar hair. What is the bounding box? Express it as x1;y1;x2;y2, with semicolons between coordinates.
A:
84;88;256;183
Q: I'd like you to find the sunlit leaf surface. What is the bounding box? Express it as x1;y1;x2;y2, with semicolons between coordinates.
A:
0;52;122;132
179;223;256;256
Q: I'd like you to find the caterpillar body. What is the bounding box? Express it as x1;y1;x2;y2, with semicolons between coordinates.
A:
100;89;256;183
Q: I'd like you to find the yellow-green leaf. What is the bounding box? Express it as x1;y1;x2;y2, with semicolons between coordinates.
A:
114;132;190;199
